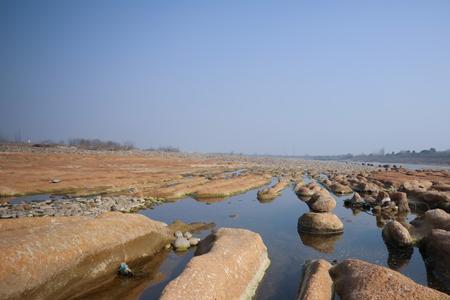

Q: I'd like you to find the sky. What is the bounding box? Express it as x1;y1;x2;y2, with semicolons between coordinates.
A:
1;1;450;155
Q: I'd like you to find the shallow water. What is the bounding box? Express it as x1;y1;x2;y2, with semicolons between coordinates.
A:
137;179;430;299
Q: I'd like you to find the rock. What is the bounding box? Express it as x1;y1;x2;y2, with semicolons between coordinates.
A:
297;259;333;300
390;192;410;213
49;178;62;183
184;231;192;239
382;221;413;248
0;212;172;300
424;209;450;231
421;229;450;293
402;180;433;192
173;237;190;251
372;206;381;214
160;228;270;300
351;192;363;204
189;237;201;246
330;182;353;194
330;259;449;300
298;213;344;235
307;193;336;213
174;231;183;238
296;186;315;198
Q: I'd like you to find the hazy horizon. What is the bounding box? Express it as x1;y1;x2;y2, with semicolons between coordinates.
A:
1;1;450;155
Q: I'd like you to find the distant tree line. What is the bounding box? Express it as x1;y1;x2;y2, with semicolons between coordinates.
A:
308;148;450;165
67;138;135;151
145;146;180;153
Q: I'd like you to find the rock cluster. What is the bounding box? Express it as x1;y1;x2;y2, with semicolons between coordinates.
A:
0;195;162;219
172;231;201;251
298;185;344;235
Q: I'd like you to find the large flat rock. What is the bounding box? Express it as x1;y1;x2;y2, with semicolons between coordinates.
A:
330;259;450;300
159;228;270;300
0;212;172;300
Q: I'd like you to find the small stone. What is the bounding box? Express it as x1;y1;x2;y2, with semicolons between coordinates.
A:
174;231;183;238
184;231;192;239
49;178;62;183
173;237;190;251
188;237;201;246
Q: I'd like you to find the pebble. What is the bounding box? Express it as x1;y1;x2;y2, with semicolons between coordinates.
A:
0;194;157;219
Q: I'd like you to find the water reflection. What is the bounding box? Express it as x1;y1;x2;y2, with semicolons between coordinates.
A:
298;231;343;254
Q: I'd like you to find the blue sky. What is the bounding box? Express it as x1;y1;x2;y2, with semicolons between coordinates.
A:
1;1;449;155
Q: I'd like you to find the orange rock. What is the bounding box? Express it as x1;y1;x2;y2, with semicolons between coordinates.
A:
159;228;270;300
0;212;172;300
297;259;333;300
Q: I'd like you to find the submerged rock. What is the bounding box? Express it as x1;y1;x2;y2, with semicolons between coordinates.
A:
297;259;333;300
330;259;449;300
298;213;344;235
160;228;270;300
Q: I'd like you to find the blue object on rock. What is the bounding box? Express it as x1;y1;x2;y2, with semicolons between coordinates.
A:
119;262;133;276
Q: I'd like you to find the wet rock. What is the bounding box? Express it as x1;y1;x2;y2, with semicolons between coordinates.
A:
297;259;333;300
174;231;183;238
421;229;450;294
0;212;172;300
173;237;190;251
330;259;449;300
382;221;413;248
160;228;270;300
424;209;450;231
307;193;336;213
298;213;344;235
184;231;192;239
390;192;410;213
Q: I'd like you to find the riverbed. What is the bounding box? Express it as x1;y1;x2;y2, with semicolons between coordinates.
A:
133;178;430;299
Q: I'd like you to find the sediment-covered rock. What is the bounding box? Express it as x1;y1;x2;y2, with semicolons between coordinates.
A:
159;228;270;300
0;212;172;300
298;213;344;235
330;259;450;300
297;259;333;300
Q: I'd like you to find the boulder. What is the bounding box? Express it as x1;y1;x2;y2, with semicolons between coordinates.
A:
351;192;364;204
330;259;449;300
424;209;450;231
382;221;414;248
160;228;270;300
390;192;410;213
298;213;344;235
0;212;172;300
307;193;336;213
422;229;450;293
297;259;333;300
